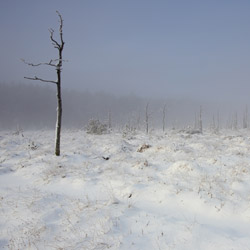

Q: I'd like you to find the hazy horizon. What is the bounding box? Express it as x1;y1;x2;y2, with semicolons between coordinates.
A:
1;0;250;103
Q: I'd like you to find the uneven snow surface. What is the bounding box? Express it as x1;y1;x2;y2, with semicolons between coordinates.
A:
1;129;250;249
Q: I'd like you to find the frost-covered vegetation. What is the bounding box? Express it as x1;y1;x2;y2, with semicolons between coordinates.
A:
86;119;109;135
1;129;250;249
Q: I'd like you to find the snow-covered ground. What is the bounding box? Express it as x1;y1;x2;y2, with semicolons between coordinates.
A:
1;129;250;249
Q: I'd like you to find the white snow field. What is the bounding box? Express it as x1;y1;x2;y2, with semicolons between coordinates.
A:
1;129;250;250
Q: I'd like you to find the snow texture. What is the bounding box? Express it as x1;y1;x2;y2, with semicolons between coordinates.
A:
1;129;250;249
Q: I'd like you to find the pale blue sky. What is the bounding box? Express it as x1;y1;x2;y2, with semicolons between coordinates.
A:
1;0;250;101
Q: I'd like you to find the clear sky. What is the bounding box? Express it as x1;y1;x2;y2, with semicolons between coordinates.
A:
1;0;250;102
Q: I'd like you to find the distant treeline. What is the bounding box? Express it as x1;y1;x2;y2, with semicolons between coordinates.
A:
0;82;146;130
0;82;248;131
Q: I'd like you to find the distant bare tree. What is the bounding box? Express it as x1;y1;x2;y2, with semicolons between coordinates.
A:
233;112;238;130
243;105;248;129
137;111;141;130
162;104;167;132
211;114;216;131
199;105;203;133
194;108;201;131
217;109;220;132
145;103;149;134
108;110;112;129
22;11;65;156
210;109;220;132
194;111;198;130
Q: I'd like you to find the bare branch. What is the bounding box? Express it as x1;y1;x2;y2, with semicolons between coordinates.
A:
24;76;57;84
21;58;57;67
56;11;65;49
49;28;60;49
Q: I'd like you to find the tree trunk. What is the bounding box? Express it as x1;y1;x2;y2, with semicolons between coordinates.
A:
55;40;63;156
55;74;62;156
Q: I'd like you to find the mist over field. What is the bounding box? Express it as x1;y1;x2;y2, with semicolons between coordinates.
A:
0;1;250;131
1;82;249;131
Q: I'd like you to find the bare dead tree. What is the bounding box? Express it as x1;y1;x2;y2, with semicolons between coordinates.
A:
199;105;203;133
145;102;149;134
194;111;198;130
211;114;216;131
162;104;167;132
233;111;238;130
108;110;112;129
210;109;219;133
137;111;141;131
243;105;248;129
217;109;220;132
22;11;65;156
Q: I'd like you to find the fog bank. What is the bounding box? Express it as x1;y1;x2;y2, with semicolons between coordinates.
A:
0;83;249;132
